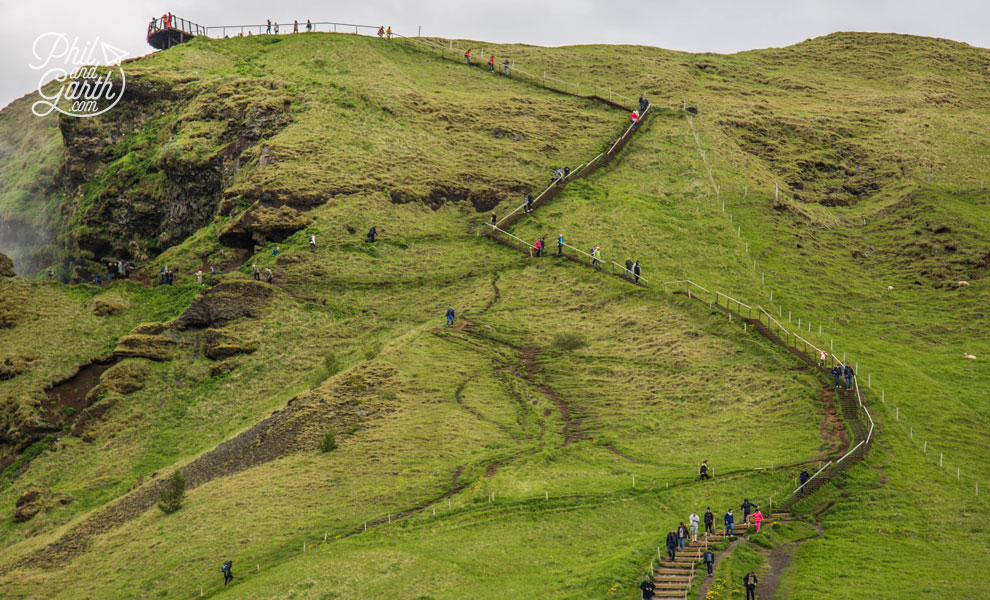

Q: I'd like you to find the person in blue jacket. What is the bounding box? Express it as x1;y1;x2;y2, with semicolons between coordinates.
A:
445;306;455;328
724;508;734;535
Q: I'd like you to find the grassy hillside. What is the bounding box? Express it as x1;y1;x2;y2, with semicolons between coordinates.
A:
0;29;987;599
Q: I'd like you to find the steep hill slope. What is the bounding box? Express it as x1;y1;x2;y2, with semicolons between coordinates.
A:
0;29;987;599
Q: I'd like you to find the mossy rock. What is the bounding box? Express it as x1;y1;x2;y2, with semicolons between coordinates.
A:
70;398;118;438
113;334;177;361
92;294;129;316
100;361;151;394
131;322;166;335
210;360;238;377
13;488;76;522
0;252;14;277
172;280;275;330
0;355;37;381
203;329;258;360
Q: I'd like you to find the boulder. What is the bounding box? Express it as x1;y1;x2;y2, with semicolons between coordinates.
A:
131;322;166;335
172;280;274;330
113;334;177;361
92;294;129;316
0;252;14;277
13;488;75;522
203;329;257;360
210;360;238;377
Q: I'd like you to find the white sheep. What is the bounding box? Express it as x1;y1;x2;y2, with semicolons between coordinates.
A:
958;281;970;287
964;353;977;360
886;285;893;291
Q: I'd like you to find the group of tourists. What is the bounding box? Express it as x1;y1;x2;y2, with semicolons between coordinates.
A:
830;362;855;389
624;258;642;283
641;500;765;599
252;264;274;284
463;49;512;76
376;26;393;39
92;259;135;285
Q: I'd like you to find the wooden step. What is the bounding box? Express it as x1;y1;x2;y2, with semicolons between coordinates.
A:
656;561;694;570
654;582;690;590
653;592;690;598
652;575;691;583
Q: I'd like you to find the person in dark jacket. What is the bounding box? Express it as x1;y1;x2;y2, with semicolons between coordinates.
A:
665;529;678;561
639;575;656;599
798;469;810;496
625;258;634;278
677;522;689;551
844;364;854;389
743;572;758;600
724;509;734;535
704;548;715;576
366;226;377;243
741;498;755;524
525;193;534;213
490;212;497;227
221;560;233;585
639;96;649;112
831;364;842;388
699;460;710;480
633;260;641;283
704;507;715;535
445;306;455;328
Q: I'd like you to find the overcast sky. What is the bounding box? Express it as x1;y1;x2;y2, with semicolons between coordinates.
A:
1;0;987;109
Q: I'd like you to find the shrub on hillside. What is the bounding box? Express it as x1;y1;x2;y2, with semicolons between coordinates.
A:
157;470;186;514
320;428;338;452
552;332;588;351
307;353;341;389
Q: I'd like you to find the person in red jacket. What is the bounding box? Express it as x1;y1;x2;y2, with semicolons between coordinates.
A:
465;49;471;64
630;109;640;130
488;55;495;72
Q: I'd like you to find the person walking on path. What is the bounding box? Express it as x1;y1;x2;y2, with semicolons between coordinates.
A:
724;509;734;536
196;270;203;285
293;20;299;33
798;469;810;495
743;572;758;600
704;507;715;536
752;507;764;532
503;59;509;75
378;26;385;37
704;548;715;576
274;22;279;34
741;498;755;524
306;19;312;32
265;267;273;284
525;193;534;213
490;212;498;227
699;459;710;480
267;19;272;34
465;49;471;65
677;522;688;551
819;350;827;369
367;226;377;243
252;264;261;281
625;258;633;278
689;511;700;542
639;575;656;599
386;26;392;40
639;96;649;113
47;265;54;281
592;246;602;270
221;560;233;585
534;238;543;257
273;246;280;257
488;55;495;72
445;306;455;328
309;234;316;248
630;109;640;130
633;260;641;283
844;363;854;389
538;237;546;257
557;234;564;256
564;166;570;178
665;529;678;562
831;364;842;388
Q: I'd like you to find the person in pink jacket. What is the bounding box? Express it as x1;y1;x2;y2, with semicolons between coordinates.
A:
752;507;764;532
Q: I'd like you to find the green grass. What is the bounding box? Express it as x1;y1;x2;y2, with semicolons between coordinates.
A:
0;29;987;600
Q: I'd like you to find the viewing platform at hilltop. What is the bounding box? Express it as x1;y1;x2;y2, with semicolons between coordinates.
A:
146;14;205;50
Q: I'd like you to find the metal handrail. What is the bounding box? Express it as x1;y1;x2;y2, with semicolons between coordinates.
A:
716;291;751;310
834;440;865;465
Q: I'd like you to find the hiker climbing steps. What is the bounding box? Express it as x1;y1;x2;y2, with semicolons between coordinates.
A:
644;514;792;599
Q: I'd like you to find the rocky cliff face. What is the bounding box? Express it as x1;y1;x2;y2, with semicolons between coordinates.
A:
54;78;292;280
